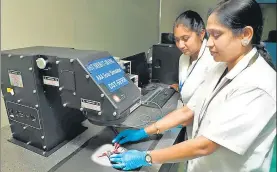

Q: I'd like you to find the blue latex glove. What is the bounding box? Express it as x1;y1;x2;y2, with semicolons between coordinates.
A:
110;150;151;170
112;129;149;145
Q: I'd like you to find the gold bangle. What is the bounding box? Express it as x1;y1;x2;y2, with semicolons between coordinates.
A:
153;123;160;134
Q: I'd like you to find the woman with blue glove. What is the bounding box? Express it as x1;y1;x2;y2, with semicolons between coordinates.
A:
110;0;276;171
170;10;217;140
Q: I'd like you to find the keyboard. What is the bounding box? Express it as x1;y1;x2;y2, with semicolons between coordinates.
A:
141;83;159;96
142;87;175;108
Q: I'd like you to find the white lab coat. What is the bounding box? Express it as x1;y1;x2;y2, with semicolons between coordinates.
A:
178;39;216;103
186;48;276;172
178;39;216;139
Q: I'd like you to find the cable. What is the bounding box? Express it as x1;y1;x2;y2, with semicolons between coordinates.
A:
121;113;152;128
143;84;158;92
141;101;163;119
120;83;167;128
122;101;165;128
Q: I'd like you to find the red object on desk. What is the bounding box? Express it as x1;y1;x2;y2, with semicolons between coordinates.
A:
97;143;121;158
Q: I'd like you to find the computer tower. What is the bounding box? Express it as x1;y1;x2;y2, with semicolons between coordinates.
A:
151;44;182;84
1;47;86;156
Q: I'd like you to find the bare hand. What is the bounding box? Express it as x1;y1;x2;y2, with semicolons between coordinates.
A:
170;84;179;92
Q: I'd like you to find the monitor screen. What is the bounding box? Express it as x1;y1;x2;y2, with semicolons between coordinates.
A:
152;44;181;84
123;52;150;87
85;56;129;93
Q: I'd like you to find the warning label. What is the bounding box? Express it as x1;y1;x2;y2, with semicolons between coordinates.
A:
130;100;141;113
81;98;101;111
8;70;24;88
43;76;59;87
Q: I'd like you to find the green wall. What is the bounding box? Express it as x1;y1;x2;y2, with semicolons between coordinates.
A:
1;0;276;127
1;0;160;127
1;0;160;57
160;0;276;41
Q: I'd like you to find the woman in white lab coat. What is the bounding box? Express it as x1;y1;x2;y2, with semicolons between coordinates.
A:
110;0;276;171
170;10;216;139
171;10;215;105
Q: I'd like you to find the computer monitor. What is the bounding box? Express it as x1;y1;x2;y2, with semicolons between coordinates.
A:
161;33;175;44
122;52;150;87
152;44;182;84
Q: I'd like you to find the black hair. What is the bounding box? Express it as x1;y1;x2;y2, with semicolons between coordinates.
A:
208;0;275;70
174;10;207;39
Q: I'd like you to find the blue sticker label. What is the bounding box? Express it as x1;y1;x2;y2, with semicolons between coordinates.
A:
85;56;129;92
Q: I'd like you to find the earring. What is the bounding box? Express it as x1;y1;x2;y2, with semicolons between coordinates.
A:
241;39;249;46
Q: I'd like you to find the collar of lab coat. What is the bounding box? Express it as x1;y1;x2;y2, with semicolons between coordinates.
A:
180;38;207;63
179;39;208;82
225;48;258;80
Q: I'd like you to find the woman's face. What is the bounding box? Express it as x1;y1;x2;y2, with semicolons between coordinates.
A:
206;13;244;62
174;25;204;57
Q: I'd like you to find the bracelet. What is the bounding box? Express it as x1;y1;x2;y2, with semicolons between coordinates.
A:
153;123;160;134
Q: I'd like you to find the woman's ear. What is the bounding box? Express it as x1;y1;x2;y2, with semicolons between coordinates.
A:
200;29;206;41
241;26;254;46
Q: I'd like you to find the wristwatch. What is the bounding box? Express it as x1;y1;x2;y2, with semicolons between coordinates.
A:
145;151;152;164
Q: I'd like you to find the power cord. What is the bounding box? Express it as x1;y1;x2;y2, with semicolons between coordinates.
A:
122;100;164;128
141;101;163;119
121;113;152;128
142;84;158;92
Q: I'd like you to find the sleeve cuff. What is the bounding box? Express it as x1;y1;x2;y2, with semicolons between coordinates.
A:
202;132;246;155
186;102;195;112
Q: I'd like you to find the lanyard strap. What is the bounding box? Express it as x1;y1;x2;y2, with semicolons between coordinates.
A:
179;47;207;93
193;52;259;138
179;64;196;92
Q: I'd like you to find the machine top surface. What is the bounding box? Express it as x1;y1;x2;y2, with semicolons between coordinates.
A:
1;46;109;59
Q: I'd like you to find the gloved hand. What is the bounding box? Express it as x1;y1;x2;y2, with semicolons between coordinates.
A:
110;150;151;170
112;129;149;145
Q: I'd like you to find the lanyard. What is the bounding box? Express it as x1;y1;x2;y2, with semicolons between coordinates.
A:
179;47;207;93
193;52;259;139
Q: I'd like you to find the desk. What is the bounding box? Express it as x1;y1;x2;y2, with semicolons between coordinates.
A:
1;90;185;172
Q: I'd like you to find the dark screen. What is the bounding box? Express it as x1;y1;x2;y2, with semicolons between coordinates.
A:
152;44;182;84
123;52;150;87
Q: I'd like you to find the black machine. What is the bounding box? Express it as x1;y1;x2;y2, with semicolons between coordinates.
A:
122;52;150;87
151;44;182;85
1;46;141;156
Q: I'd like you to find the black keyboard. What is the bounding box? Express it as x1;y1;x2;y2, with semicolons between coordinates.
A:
143;87;175;108
141;84;159;96
141;89;150;96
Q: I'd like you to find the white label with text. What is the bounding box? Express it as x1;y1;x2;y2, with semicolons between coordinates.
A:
81;98;101;111
43;76;59;87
